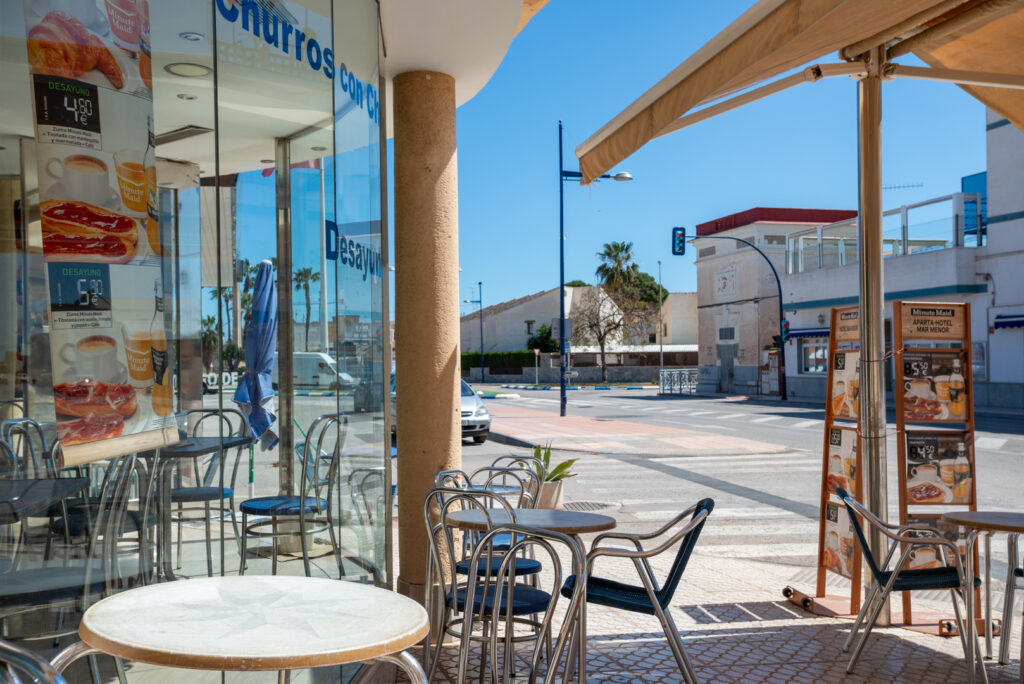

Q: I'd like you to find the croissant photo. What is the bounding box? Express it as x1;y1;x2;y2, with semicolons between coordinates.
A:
26;11;124;89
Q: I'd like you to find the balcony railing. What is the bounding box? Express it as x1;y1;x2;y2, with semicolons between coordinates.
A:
786;193;984;274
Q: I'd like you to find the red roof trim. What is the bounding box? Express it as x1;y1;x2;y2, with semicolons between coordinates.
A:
695;207;857;236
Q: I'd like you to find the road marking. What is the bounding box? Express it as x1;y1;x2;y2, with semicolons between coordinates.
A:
687;411;715;416
792;419;821;429
975;436;1007;450
650;453;815;465
717;413;746;419
751;415;781;423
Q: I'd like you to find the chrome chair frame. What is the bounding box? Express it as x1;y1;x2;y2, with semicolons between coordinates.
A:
490;455;547;486
461;524;586;684
0;637;68;683
836;489;988;683
469;466;540;510
573;500;712;684
172;408;249;576
239;414;347;578
998;533;1022;674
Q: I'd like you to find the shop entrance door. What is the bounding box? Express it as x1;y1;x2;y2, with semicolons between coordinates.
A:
719;344;735;393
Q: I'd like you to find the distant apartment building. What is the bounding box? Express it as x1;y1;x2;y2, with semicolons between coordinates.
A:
693;111;1023;408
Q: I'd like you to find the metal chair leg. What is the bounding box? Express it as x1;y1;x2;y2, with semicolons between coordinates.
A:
844;581;880;653
999;533;1018;666
271;518;278;576
229;495;242;557
652;601;699;684
203;502;212;577
175;504;183;570
238;511;248;576
847;585;891;673
950;589;973;666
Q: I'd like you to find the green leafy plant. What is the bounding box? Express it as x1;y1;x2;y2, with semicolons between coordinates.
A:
531;443;578;482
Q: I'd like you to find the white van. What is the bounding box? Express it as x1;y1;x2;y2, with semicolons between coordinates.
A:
271;352;356;390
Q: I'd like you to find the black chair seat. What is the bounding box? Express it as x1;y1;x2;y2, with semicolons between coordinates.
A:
878;566;981;592
0;565;106;609
51;506;157;537
239;496;326;516
1015;567;1022;578
171;486;233;503
449;584;551;616
561;575;660;616
455;556;542;577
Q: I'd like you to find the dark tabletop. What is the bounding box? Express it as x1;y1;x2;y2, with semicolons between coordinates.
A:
446;508;617;535
157;435;252;459
941;511;1024;534
0;477;90;524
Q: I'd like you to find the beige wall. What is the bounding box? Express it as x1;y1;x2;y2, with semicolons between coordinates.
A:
659;292;697;345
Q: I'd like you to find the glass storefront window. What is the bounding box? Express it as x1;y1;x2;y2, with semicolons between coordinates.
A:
799;338;829;374
1;0;386;672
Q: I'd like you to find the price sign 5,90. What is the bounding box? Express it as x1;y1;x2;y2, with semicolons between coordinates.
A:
905;357;931;378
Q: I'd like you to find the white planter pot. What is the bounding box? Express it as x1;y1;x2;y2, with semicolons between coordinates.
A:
538;481;564;509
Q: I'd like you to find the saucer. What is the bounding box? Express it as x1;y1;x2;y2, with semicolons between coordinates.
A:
61;363;129;386
47;183;123;212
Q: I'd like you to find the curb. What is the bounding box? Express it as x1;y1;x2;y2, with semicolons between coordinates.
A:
489;431;535;449
500;385;581;391
479;392;520;400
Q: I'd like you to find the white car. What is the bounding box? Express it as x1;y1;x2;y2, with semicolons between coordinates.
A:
391;377;491;443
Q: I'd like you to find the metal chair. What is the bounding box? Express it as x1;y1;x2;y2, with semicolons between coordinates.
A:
561;498;714;684
171;408;249;576
0;637;68;683
459;524;586;684
836;488;988;682
469;465;541;510
424;486;550;683
998;533;1023;674
491;454;547;485
239;413;347;578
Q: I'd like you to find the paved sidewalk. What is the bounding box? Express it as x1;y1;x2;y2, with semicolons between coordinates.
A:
488;402;788;456
411;547;1022;683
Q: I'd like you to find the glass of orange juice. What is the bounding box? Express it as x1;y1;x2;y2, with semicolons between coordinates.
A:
115;150;147;214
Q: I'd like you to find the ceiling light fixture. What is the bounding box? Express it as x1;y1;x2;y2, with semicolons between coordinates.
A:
179;31;205;42
311;146;327;152
260;159;275;164
164;62;211;78
176;93;197;101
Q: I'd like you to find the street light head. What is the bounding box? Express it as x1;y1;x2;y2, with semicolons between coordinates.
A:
463;299;471;303
611;171;633;182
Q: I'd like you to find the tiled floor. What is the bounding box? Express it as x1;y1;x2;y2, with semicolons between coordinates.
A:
413;552;1023;683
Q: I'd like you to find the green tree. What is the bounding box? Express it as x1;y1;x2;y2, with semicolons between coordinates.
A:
293;267;320;351
209;287;232;343
565;279;590;287
626;271;669;305
201;315;218;371
595;241;639;293
526;323;559;353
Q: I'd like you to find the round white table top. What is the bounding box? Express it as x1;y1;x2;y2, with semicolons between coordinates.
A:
79;576;428;671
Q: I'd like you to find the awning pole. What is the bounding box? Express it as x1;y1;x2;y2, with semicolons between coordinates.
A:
857;48;889;626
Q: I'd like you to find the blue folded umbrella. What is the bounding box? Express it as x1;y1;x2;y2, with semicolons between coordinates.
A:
233;260;278;450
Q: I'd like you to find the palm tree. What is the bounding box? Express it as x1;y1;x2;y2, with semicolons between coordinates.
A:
209;287;232;342
293;267;320;351
595;241;639;293
201;315;218;371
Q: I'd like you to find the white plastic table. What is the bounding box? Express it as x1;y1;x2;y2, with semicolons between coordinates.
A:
53;575;429;682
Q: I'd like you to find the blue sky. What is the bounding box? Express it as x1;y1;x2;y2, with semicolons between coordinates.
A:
437;0;987;314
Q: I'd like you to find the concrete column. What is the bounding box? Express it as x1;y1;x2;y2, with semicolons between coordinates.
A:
392;71;461;598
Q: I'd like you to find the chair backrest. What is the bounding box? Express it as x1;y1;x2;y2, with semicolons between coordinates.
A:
0;439;15;479
183;409;250;489
462;524;586;684
434;469;470;490
298;413;348;503
835;487;884;584
491;454;547;482
0;638;68;684
468;465;540;509
657;497;715;608
1;417;50;478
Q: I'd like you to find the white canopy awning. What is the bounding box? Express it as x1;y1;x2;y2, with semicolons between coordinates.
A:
576;0;1024;182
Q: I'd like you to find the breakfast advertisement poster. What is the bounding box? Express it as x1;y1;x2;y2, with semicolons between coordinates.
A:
24;0;176;459
829;350;860;421
904;515;968;570
905;432;974;506
822;501;855;580
901;349;969;423
825;427;857;498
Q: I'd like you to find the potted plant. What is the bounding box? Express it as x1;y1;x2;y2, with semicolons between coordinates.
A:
531;443;578;509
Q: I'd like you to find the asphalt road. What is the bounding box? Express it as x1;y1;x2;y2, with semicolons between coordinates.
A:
463;386;1024;580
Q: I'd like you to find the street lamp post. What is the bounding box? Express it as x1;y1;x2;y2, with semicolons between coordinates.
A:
464;281;483;383
558;120;632;417
658;259;664;382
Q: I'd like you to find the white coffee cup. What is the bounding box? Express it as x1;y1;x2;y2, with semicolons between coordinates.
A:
60;335;119;382
46;154;111;204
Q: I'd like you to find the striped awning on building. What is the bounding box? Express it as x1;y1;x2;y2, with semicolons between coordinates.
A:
993;314;1024;329
789;327;830;339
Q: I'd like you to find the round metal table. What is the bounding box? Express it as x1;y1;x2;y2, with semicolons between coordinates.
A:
52;575;429;682
445;507;616;535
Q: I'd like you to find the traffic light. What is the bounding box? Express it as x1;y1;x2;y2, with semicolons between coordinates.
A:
781;319;791;343
671;226;687;255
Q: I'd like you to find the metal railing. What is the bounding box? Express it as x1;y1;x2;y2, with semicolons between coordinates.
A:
659;368;698;395
786;192;984;274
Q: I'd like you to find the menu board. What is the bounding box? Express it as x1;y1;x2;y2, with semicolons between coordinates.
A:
905;432;973;505
823;502;856;580
904;514;968;570
902;350;968;423
825;427;858;497
23;0;176;463
829;350;860;420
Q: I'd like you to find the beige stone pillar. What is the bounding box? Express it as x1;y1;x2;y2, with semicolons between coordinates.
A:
392;71;461;598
